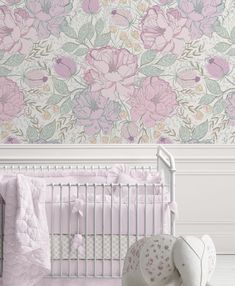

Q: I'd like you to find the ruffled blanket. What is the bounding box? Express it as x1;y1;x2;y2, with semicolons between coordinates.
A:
0;175;50;286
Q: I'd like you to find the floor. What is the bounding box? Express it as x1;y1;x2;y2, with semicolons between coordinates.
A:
209;255;235;286
36;255;235;286
1;255;234;286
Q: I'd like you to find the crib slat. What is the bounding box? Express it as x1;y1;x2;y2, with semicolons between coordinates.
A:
111;183;113;277
59;184;62;277
76;184;79;277
68;184;71;276
85;184;88;277
119;184;122;276
94;184;96;276
102;184;105;277
51;184;54;276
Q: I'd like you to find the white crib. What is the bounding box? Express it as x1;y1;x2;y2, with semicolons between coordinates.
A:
0;144;176;284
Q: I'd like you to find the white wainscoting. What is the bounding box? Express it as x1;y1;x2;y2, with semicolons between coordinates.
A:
166;145;235;254
0;144;234;254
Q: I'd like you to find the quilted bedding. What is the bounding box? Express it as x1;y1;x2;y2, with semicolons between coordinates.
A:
0;175;50;286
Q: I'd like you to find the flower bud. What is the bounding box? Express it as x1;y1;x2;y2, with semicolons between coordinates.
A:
206;56;229;79
54;56;77;79
121;121;138;142
82;0;99;14
24;69;48;88
110;9;132;28
177;69;201;88
226;92;235;126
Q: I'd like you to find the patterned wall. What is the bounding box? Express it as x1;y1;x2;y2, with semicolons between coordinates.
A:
0;0;235;144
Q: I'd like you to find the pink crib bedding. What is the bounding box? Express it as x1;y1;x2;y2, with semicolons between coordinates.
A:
46;194;172;236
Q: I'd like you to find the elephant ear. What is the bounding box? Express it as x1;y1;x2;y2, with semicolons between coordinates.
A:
173;236;209;286
202;235;216;282
140;235;181;286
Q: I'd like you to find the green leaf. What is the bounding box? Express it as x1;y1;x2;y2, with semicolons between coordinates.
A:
214;42;231;52
230;27;235;43
95;19;105;34
78;23;94;42
53;78;69;94
139;66;163;76
26;126;39;142
0;49;4;61
62;42;79;53
60;98;72;114
192;120;208;140
157;54;177;66
213;98;226;115
214;24;230;39
141;50;157;65
94;32;111;47
0;67;11;76
61;23;77;39
179;126;191;142
74;48;88;56
227;48;235;56
205;78;222;95
47;94;64;105
40;120;56;141
4;54;25;66
199;94;216;105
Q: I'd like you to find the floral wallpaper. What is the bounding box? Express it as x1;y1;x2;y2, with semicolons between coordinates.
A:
1;0;235;144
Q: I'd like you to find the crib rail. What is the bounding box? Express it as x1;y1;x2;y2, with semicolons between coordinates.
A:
47;182;168;278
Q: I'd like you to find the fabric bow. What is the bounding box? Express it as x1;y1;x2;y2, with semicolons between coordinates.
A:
72;198;84;216
71;234;84;255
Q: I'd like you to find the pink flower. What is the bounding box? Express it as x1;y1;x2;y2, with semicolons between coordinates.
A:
26;0;70;39
0;77;24;121
84;46;138;100
178;0;224;39
159;0;174;5
121;121;138;142
141;5;190;55
110;9;132;28
206;56;229;79
129;77;178;128
24;69;49;88
73;90;121;136
54;56;77;79
226;92;235;126
0;6;37;54
177;69;201;88
82;0;100;14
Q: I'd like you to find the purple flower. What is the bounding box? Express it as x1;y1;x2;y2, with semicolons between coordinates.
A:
26;0;70;39
206;56;229;79
121;121;138;142
226;92;235;126
178;0;224;39
54;56;77;79
157;137;172;144
73;90;121;136
82;0;99;14
4;136;21;144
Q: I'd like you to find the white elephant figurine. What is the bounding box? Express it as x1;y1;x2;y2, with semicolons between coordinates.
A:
122;235;182;286
122;234;216;286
